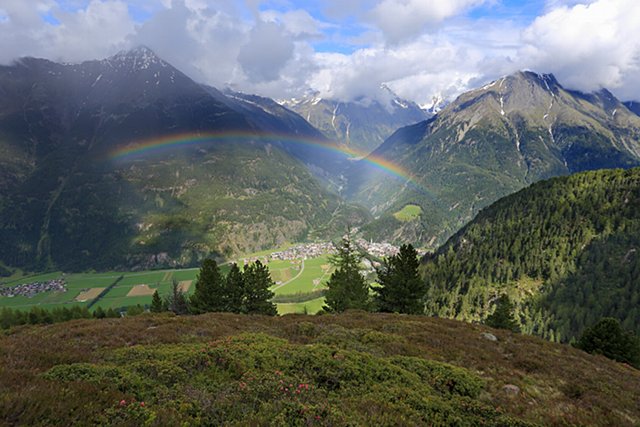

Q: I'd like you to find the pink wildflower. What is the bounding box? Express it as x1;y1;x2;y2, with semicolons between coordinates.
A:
119;399;126;407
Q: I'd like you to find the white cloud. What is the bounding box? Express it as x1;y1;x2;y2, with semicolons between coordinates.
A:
237;21;295;82
2;0;640;106
520;0;640;99
370;0;490;44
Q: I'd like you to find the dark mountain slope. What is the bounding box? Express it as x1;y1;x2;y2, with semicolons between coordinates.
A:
0;48;366;272
421;167;640;342
349;72;640;246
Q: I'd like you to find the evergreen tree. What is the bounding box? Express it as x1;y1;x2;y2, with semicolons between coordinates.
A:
485;294;520;332
323;237;370;313
575;318;640;368
374;244;427;314
150;290;164;313
242;260;277;315
166;279;189;315
93;306;106;319
190;259;225;313
105;308;120;318
126;304;145;316
224;264;246;313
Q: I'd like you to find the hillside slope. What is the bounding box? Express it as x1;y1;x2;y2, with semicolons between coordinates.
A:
422;167;640;342
349;72;640;246
0;48;366;272
1;312;639;426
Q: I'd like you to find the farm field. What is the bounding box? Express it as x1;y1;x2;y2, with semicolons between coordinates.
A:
277;297;326;315
0;253;333;313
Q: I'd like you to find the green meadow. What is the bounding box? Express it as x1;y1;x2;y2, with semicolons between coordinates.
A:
0;254;332;314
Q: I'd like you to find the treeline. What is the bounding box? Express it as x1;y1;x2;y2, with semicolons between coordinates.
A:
0;305;121;329
421;167;640;341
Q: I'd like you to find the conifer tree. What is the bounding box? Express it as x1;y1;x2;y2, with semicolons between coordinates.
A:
575;318;640;368
242;260;277;315
323;236;370;313
150;290;163;313
166;279;189;315
224;263;246;313
93;306;106;319
485;294;520;332
190;259;224;313
374;244;426;314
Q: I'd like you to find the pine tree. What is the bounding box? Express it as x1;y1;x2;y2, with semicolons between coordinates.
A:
190;259;225;313
485;294;520;332
374;244;426;314
242;260;277;315
323;237;370;313
166;279;189;315
93;306;106;319
224;264;246;313
150;290;164;313
575;318;640;368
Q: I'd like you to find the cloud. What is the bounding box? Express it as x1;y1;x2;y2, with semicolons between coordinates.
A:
1;0;640;106
0;0;133;63
237;21;294;82
520;0;640;99
370;0;490;44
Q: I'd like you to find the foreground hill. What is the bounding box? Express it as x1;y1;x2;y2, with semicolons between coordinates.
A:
422;167;640;342
0;47;365;272
1;312;638;426
349;71;640;246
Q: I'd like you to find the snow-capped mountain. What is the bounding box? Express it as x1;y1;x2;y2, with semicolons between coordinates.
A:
281;86;429;154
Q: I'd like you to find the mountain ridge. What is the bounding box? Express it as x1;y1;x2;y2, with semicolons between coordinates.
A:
349;70;640;247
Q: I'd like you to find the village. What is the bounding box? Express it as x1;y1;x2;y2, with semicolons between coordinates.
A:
0;279;67;298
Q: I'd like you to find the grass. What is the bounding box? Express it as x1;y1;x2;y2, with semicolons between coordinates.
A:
0;255;333;312
393;204;423;222
0;312;638;426
277;297;326;315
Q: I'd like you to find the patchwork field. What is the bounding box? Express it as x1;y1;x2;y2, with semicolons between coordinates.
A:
0;252;333;314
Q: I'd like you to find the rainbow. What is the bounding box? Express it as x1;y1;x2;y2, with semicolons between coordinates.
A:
108;130;428;193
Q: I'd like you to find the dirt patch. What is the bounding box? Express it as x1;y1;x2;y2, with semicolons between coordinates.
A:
162;271;173;282
127;284;156;297
75;288;105;302
178;280;192;293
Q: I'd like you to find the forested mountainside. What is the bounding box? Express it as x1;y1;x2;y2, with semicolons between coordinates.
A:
349;71;640;247
421;167;640;342
0;47;365;273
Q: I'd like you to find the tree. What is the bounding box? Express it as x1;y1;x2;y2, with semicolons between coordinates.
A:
323;237;370;313
224;264;246;313
575;318;640;368
165;279;189;315
374;244;426;314
190;259;225;313
242;260;277;315
126;304;144;316
93;306;106;319
485;294;520;332
150;290;164;313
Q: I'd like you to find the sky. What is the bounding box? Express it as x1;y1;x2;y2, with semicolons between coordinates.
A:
1;0;640;106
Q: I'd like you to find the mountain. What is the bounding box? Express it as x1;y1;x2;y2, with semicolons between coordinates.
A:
3;312;640;426
0;47;366;272
348;71;640;246
421;167;640;342
281;86;429;154
625;100;640;116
